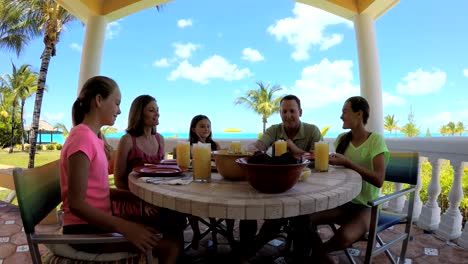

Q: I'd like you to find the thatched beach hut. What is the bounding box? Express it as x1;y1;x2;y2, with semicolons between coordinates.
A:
24;120;61;144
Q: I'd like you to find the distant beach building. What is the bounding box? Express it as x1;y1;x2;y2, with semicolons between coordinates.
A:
24;120;61;144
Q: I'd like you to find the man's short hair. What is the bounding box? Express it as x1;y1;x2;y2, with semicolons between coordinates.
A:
280;94;301;109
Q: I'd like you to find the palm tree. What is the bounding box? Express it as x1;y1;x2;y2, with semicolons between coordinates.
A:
0;0;40;56
400;106;420;137
17;69;38;151
446;122;457;136
0;63;38;152
101;126;117;136
54;122;69;139
234;82;283;133
384;114;399;136
439;125;448;136
456;122;465;136
8;0;76;168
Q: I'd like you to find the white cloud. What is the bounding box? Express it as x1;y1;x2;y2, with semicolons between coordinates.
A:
106;21;121;40
458;109;468;120
267;3;352;61
463;69;468;77
290;58;359;108
383;92;406;107
241;48;265;62
153;58;170;67
320;34;343;51
168;55;252;84
177;19;193;28
44;112;64;121
396;69;446;95
173;42;198;59
419;110;468;131
69;43;82;52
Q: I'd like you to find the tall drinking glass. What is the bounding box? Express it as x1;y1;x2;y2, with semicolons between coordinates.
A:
314;141;329;172
176;141;190;171
192;143;212;182
230;141;241;153
274;140;287;156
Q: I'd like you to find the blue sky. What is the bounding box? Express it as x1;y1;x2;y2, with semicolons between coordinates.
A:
1;0;468;136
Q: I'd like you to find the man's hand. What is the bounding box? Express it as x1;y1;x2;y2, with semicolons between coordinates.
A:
247;140;266;152
286;139;303;154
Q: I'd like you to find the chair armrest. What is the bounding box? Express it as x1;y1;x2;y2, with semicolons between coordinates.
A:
32;233;128;244
0;171;15;190
368;186;415;207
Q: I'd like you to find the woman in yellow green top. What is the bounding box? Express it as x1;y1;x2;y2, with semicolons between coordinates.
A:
308;96;389;263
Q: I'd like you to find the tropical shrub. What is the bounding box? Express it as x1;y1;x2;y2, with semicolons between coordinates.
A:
46;144;55;150
0;120;22;148
55;144;62;150
383;160;468;224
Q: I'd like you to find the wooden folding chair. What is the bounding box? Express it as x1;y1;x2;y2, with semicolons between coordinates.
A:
13;160;155;264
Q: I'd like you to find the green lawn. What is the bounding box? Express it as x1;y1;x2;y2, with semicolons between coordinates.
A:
0;149;60;167
0;149;61;202
0;149;116;203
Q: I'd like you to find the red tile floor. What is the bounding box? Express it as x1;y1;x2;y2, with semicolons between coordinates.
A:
1;200;468;264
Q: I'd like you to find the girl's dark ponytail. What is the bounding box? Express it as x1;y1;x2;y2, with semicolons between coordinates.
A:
71;76;118;160
335;132;352;154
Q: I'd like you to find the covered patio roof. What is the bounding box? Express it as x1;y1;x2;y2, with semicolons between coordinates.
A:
52;0;400;134
55;0;399;23
54;0;172;23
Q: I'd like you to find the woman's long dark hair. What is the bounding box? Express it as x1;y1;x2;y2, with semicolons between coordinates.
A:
189;115;217;151
126;95;157;137
335;96;370;154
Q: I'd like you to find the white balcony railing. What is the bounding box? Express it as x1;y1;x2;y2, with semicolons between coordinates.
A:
384;137;468;249
108;136;468;249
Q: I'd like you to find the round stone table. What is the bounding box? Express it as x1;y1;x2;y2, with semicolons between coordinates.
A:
129;166;362;220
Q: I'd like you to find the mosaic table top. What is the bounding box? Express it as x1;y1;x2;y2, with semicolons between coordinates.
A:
129;166;362;220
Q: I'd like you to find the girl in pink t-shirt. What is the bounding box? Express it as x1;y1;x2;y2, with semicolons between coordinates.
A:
60;76;179;263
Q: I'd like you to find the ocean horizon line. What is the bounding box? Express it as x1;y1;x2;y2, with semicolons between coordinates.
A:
40;131;467;145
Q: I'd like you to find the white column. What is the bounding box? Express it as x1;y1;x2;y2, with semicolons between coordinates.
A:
354;13;384;134
458;222;468;249
77;15;107;94
437;161;465;240
388;183;405;212
417;158;442;231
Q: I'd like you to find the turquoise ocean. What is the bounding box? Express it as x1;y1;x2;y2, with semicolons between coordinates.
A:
48;131;465;145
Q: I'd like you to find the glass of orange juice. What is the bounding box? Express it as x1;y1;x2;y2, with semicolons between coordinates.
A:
230;141;241;153
176;141;190;171
274;140;287;156
314;141;329;172
192;143;212;182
